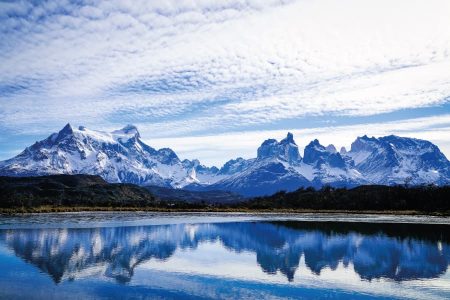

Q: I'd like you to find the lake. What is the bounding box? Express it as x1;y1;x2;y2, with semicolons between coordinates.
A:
0;212;449;299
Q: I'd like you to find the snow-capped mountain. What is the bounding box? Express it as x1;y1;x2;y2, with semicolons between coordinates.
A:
205;133;449;196
0;124;220;188
346;135;450;185
1;124;449;197
301;139;365;188
191;133;365;196
257;132;301;164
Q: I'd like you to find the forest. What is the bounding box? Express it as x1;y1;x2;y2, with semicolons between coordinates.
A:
1;175;449;214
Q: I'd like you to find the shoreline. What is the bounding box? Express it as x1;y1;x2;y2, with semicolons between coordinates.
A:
1;206;448;216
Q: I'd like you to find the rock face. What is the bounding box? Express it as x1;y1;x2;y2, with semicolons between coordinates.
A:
303;139;345;168
1;124;449;197
257;132;301;164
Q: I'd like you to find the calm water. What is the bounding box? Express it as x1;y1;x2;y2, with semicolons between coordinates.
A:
0;213;449;299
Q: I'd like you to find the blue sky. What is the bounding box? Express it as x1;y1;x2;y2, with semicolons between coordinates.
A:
1;0;450;166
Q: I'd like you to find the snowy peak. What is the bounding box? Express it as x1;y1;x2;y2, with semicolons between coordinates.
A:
326;144;337;153
112;124;140;139
0;124;220;188
350;135;379;154
281;132;295;144
348;135;450;185
203;134;358;197
48;123;76;145
380;135;449;168
59;123;74;136
121;124;139;135
380;135;441;155
1;126;449;197
219;157;252;175
257;132;301;163
156;148;179;165
303;139;346;168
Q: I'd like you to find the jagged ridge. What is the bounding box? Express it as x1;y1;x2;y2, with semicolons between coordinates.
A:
0;124;449;197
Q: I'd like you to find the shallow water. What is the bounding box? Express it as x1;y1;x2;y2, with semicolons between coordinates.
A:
0;212;449;299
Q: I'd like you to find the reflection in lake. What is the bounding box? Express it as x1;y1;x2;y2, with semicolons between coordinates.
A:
0;218;449;299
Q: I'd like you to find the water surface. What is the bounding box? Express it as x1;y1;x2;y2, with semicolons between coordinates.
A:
0;212;449;299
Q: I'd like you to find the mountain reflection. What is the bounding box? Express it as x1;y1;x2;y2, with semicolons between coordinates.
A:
0;221;449;283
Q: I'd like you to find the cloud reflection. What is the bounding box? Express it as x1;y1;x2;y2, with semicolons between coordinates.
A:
0;221;448;283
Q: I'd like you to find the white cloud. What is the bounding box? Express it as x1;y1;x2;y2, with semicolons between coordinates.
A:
0;0;450;164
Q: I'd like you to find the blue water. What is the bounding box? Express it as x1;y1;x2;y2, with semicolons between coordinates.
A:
0;212;449;299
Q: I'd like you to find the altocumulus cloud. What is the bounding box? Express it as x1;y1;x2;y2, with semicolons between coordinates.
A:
0;0;450;165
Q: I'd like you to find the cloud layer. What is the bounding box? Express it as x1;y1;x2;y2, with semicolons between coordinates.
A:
1;0;450;165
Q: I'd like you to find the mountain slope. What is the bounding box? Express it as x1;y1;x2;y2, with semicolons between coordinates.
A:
0;174;157;208
347;135;450;185
1;125;449;197
188;133;365;196
144;185;243;204
0;124;220;188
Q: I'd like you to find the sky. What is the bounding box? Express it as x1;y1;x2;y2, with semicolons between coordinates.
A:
1;0;450;167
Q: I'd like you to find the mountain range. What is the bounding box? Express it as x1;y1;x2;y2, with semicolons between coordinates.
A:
0;123;449;197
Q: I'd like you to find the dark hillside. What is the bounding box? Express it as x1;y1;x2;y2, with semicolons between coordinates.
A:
0;175;158;208
144;185;243;204
1;175;449;214
242;185;450;213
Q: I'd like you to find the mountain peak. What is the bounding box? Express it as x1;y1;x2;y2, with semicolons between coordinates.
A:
122;124;138;131
52;123;75;143
357;134;377;142
156;147;179;165
261;138;277;146
303;139;346;168
281;132;295;144
257;133;301;163
1;125;449;193
59;123;74;135
351;135;380;153
122;124;139;135
326;144;337;153
113;124;140;139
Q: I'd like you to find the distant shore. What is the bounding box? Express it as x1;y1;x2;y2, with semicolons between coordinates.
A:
1;206;448;216
2;175;449;216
